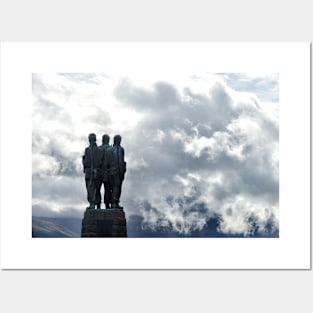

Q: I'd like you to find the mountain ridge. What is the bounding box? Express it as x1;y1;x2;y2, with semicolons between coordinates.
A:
32;215;278;238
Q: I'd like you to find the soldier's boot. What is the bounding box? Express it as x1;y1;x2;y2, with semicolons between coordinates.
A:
112;202;123;209
96;203;101;209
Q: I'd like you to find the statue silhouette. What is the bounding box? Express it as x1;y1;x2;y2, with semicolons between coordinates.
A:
106;135;126;209
82;133;103;209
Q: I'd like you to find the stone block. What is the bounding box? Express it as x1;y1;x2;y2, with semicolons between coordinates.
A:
81;208;127;237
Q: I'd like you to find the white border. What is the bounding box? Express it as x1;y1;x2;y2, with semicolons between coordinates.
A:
0;42;310;269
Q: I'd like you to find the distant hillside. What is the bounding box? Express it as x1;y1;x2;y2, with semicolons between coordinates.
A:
32;216;81;238
33;213;279;238
126;214;278;238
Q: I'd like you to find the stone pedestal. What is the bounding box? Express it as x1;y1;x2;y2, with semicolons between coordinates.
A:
81;208;127;237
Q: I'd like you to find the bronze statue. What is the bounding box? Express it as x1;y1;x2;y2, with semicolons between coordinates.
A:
99;134;112;208
82;133;103;209
106;135;126;209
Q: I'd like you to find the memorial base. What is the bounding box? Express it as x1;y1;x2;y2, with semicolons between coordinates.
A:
81;208;127;237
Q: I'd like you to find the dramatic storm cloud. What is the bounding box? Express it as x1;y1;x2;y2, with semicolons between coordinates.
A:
32;72;279;237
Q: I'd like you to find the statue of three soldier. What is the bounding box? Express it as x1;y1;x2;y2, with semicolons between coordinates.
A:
82;133;126;210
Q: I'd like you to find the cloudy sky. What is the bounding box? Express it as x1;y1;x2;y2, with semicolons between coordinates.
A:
32;72;279;237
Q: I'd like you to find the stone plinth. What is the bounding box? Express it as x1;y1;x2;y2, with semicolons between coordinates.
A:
81;208;127;237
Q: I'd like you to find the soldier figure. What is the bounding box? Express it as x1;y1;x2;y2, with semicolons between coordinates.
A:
82;133;103;209
99;134;112;209
106;135;126;209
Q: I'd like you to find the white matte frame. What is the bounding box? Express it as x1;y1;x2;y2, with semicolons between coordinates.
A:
0;42;311;269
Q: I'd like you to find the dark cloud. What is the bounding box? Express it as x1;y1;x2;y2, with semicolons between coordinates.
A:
115;79;238;135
